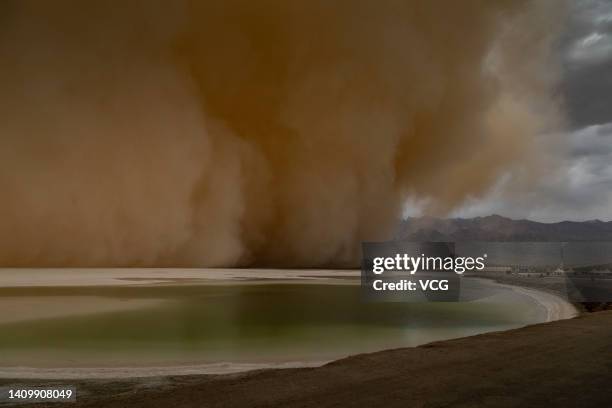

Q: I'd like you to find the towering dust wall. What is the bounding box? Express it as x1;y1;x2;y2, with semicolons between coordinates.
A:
0;1;564;267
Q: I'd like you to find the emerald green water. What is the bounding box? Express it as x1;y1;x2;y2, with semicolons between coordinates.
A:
0;283;545;367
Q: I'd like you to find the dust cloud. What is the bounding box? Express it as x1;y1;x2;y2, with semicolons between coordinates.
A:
0;0;565;267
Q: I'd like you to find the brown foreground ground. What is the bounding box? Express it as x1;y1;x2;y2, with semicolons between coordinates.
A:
5;310;612;408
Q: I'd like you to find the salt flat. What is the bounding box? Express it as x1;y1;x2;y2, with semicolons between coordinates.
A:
0;268;359;287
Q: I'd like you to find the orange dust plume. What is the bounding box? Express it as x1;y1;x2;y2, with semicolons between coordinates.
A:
0;0;565;267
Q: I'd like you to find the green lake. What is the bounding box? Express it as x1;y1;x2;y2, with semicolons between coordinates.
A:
0;280;549;369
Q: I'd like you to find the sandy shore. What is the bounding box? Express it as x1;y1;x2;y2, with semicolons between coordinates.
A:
3;310;610;408
0;361;327;380
473;278;579;322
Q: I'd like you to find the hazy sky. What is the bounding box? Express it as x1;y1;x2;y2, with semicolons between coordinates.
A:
449;0;612;222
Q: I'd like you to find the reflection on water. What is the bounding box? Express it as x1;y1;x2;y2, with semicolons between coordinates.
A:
0;282;546;367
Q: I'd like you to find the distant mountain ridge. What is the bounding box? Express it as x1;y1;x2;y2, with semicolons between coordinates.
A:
396;215;612;241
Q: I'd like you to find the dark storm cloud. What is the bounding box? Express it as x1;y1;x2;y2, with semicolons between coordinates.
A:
563;0;612;128
570;122;612;157
556;0;612;220
564;56;612;128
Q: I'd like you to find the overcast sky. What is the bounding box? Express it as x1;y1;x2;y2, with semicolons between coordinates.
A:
449;0;612;223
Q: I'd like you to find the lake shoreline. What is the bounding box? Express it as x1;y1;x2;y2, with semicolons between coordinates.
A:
3;311;611;407
0;269;578;380
469;277;579;321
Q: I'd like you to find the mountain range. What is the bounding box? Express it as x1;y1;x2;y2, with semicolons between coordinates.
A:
396;215;612;241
